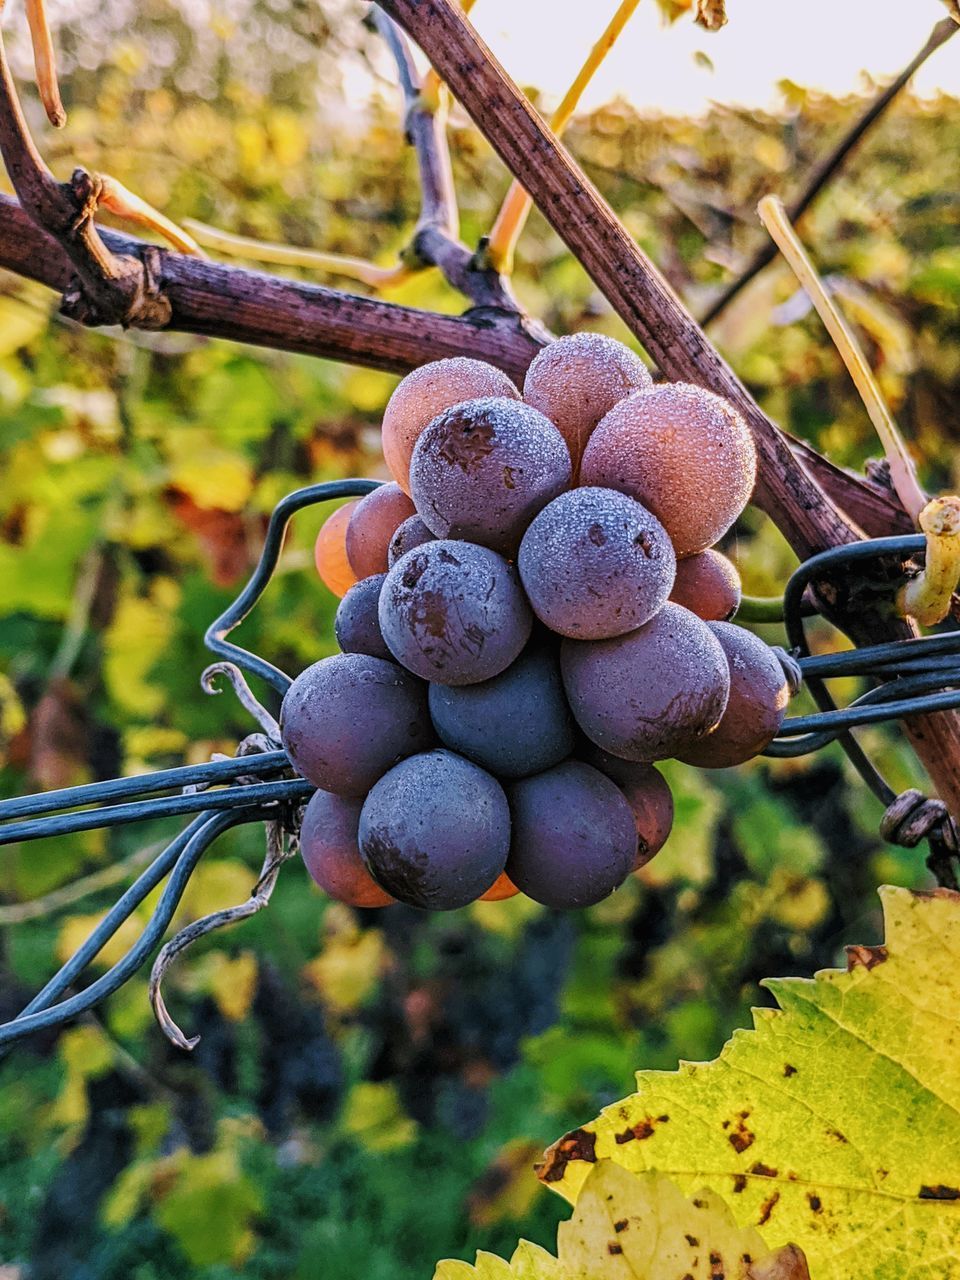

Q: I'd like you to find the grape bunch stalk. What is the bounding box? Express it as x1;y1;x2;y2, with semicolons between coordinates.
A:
301;334;789;913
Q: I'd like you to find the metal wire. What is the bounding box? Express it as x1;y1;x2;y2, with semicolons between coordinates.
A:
0;778;314;846
203;478;380;695
765;534;960;807
0;750;290;823
0;808;276;1049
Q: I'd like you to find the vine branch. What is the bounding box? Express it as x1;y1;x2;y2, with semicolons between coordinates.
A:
0;17;170;327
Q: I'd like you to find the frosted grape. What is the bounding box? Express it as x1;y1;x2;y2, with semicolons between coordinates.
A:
506;761;635;909
379;540;532;685
409;397;571;555
427;642;575;778
334;573;390;660
345;482;416;579
669;548;742;621
523;332;652;477
359;749;510;910
677;622;789;767
561;603;730;761
580;383;757;557
300;790;394;907
381;358;520;494
518;487;676;639
281;653;433;795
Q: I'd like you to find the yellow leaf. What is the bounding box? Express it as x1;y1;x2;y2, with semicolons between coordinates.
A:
538;887;960;1280
57;909;144;970
436;1163;806;1278
176;859;257;925
304;924;385;1013
168;445;254;512
342;1081;418;1153
103;589;177;716
209;950;259;1022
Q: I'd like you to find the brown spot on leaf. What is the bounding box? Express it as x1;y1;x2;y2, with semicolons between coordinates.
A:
750;1163;778;1178
685;1234;700;1246
613;1218;628;1233
729;1129;755;1153
608;1243;623;1255
807;1194;822;1213
846;944;888;971
783;1064;797;1077
758;1192;781;1226
733;1175;748;1193
615;1116;663;1143
825;1129;848;1144
537;1128;597;1183
693;1198;708;1209
919;1185;960;1200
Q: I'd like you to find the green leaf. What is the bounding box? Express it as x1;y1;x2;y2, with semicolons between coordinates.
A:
435;1162;807;1279
538;887;960;1279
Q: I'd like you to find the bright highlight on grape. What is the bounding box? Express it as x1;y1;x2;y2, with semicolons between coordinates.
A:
302;338;787;911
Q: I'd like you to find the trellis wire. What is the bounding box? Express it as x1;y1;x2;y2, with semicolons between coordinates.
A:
0;482;957;1051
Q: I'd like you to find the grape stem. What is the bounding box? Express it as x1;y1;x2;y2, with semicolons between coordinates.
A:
757;195;927;526
899;497;960;627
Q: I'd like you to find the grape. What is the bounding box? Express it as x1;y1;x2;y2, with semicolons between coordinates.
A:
388;515;436;567
574;743;673;867
523;332;653;476
379;540;532;685
281;653;433;795
334;574;391;660
409;397;571;555
580;383;757;557
314;500;359;597
345;482;416;579
560;603;730;761
382;358;521;495
669;548;741;621
677;622;788;767
505;761;635;909
619;767;674;869
480;872;520;901
517;487;676;639
300;789;394;907
428;642;575;778
359;749;509;909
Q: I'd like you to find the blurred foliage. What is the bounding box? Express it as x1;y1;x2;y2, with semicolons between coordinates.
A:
0;5;957;1276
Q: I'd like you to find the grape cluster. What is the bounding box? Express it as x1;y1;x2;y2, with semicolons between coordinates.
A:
290;336;790;913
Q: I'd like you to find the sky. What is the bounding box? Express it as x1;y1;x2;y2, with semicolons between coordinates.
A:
442;0;959;117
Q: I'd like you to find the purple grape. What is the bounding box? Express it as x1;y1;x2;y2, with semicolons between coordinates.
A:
334;574;391;660
359;749;510;909
388;515;436;567
409;397;571;554
676;622;789;767
281;653;433;795
428;643;575;778
506;761;635;908
560;603;730;761
299;789;394;907
518;487;676;639
379;539;533;685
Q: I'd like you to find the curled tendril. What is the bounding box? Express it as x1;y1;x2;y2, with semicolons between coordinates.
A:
149;821;297;1050
201;661;281;742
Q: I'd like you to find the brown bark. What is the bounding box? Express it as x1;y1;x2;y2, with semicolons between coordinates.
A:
0;193;545;382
